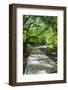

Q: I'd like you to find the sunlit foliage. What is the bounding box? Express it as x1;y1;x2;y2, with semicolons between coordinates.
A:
23;15;57;51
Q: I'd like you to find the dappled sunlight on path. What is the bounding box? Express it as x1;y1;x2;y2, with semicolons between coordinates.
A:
24;47;57;74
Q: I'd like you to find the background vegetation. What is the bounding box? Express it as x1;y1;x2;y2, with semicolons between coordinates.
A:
23;15;57;52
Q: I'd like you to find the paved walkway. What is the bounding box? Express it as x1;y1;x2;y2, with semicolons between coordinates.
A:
24;47;57;74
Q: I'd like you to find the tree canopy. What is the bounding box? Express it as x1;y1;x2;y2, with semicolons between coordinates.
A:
23;15;57;50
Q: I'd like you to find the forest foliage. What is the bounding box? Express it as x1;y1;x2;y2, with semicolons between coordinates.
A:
23;15;57;51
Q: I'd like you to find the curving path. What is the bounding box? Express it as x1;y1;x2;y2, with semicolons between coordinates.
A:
24;47;57;74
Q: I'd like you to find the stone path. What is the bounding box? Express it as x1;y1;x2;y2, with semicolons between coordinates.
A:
24;47;57;74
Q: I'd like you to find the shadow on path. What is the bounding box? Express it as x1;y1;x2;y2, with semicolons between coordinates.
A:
24;47;57;74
